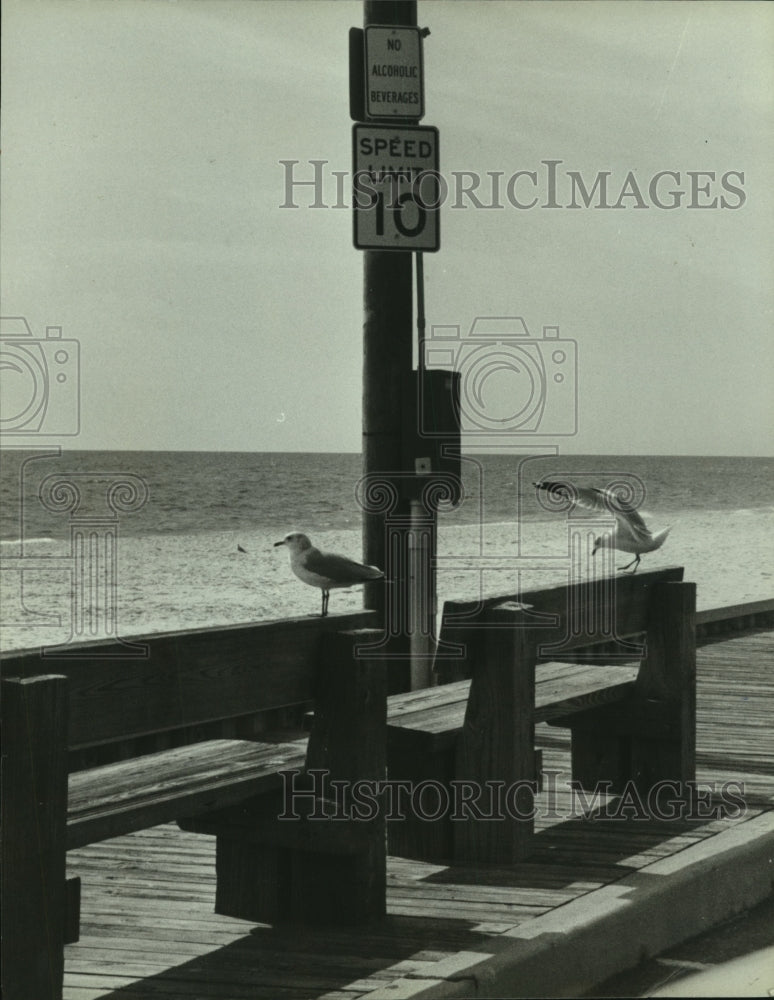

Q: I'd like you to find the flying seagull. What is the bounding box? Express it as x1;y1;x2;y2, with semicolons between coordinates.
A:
533;480;671;573
274;531;384;616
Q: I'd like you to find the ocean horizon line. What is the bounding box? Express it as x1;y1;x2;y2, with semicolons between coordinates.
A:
1;447;772;459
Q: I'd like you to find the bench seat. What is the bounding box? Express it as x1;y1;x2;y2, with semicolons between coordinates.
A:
67;738;308;850
2;618;388;1000
386;570;696;864
387;662;640;752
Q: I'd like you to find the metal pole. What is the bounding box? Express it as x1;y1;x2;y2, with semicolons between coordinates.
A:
410;249;437;688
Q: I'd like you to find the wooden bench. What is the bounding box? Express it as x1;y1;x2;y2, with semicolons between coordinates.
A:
1;611;385;1000
386;567;696;864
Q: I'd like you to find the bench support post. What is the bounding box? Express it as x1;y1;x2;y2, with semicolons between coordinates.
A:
562;581;697;797
454;609;536;863
64;877;82;944
630;579;696;790
1;675;68;1000
210;629;387;924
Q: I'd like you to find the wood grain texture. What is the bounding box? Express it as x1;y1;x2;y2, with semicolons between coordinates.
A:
386;570;693;863
67;740;308;849
386;664;639;752
1;675;68;1000
560;580;697;792
3;615;383;1000
1;610;379;748
57;628;773;1000
434;566;684;682
453;607;537;864
179;629;388;925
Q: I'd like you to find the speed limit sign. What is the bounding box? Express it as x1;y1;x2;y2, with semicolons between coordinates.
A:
352;124;440;252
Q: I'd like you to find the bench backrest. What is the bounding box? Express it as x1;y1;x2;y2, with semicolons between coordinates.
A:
434;566;686;681
0;610;378;750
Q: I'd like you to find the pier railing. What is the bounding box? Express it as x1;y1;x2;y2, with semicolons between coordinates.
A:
1;578;772;1000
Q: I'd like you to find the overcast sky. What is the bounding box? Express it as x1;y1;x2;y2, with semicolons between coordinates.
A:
2;0;772;455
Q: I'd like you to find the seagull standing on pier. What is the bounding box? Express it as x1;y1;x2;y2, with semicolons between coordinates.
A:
273;532;384;616
533;480;672;573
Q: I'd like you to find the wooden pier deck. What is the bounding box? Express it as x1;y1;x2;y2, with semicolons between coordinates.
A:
63;629;774;1000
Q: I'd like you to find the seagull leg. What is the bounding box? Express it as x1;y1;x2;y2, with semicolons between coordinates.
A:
321;590;329;617
618;554;641;573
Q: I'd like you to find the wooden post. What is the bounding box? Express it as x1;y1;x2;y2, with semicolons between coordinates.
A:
454;608;537;863
296;627;387;922
361;0;417;690
630;579;697;790
563;579;697;796
1;675;68;1000
210;629;387;925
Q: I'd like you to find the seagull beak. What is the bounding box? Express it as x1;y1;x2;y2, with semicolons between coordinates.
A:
273;540;285;548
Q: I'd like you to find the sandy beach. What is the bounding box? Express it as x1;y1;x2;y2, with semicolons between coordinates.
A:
3;506;772;652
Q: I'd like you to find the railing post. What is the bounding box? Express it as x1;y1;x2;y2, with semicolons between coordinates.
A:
1;675;68;1000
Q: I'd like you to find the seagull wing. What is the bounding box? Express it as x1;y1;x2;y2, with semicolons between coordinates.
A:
305;548;384;584
535;480;653;544
593;487;653;544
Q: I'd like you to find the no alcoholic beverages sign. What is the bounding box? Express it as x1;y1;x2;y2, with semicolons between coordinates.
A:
364;26;424;120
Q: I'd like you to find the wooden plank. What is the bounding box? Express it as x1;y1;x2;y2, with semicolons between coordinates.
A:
386;679;470;715
535;665;638;722
696;597;774;627
2;675;68;1000
67;740;307;849
386;665;638;751
435;567;684;677
1;610;379;749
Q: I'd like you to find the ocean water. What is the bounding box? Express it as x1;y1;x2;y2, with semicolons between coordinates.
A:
2;450;771;540
1;449;772;651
